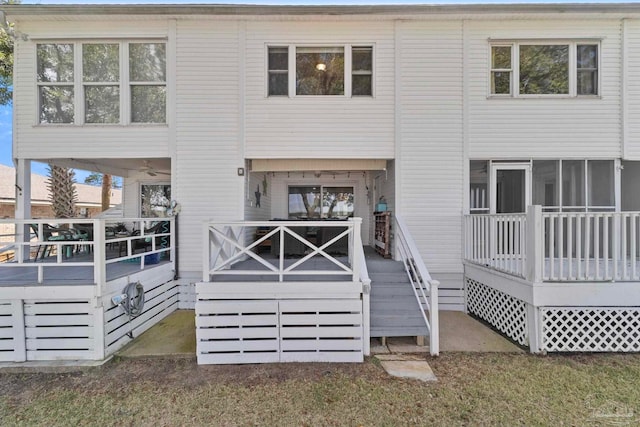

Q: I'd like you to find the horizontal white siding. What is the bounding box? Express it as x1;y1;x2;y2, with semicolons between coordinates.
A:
398;21;464;275
467;20;622;159
13;20;171;160
175;20;242;276
244;21;395;159
625;20;640;159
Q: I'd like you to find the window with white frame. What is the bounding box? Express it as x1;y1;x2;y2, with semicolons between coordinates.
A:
267;45;373;97
36;41;166;125
37;44;75;123
489;42;599;97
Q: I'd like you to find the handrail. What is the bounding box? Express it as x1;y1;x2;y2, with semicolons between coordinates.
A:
395;215;439;356
353;224;371;356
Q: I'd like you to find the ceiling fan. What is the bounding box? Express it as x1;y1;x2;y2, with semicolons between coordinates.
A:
138;160;170;177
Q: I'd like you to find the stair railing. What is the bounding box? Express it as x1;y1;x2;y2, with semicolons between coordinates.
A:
353;224;371;356
395;215;439;356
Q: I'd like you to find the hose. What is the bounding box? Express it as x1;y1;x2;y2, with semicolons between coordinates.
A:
123;281;145;317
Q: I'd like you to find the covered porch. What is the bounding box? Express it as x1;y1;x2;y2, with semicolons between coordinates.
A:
463;206;640;353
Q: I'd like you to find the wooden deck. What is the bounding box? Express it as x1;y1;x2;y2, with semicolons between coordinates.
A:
0;249;171;286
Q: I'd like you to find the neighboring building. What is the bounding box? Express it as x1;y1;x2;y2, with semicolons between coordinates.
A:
3;3;640;364
0;164;122;219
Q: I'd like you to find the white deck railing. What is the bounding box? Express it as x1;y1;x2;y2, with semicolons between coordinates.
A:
464;207;640;282
203;219;362;282
395;215;439;356
463;213;527;278
0;218;174;285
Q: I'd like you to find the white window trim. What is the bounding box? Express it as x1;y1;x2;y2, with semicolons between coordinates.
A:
265;43;375;99
488;40;601;99
36;39;167;126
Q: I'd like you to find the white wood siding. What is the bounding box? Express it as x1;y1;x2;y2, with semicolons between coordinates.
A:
244;21;395;159
397;21;464;276
13;19;170;160
467;20;622;159
175;20;243;276
624;20;640;159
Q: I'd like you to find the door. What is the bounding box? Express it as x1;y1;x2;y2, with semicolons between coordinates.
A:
490;163;531;214
489;163;531;264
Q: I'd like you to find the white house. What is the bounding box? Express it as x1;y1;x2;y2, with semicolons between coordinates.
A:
2;3;640;364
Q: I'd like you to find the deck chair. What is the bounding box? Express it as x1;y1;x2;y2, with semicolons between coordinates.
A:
31;224;76;261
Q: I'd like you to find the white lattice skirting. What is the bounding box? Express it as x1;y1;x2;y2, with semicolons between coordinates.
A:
465;278;529;347
541;307;640;352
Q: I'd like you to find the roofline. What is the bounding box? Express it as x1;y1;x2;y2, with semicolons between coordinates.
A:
3;3;640;17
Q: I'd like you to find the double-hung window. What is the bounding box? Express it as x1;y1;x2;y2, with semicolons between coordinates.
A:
267;45;373;97
36;41;166;125
37;44;75;123
489;41;599;97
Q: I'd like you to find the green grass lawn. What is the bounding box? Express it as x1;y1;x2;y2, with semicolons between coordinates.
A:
1;353;639;426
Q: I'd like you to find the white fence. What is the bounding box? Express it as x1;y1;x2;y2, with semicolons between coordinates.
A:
463;213;527;278
0;218;174;284
464;207;640;282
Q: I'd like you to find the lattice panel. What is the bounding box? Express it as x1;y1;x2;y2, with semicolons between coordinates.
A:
465;278;528;346
541;308;640;352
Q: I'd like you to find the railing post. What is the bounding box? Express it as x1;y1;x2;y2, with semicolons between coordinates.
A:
429;280;439;356
350;218;362;282
525;205;543;283
93;219;106;290
202;222;210;282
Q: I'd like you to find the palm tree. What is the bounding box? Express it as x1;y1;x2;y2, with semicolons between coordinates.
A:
46;164;78;218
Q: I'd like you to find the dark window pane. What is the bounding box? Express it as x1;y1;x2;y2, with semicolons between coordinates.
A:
131;85;166;123
492;71;511;94
492;46;511;69
352;47;372;71
85;86;120;124
37;44;74;83
588;160;614;206
533;160;559;207
469;160;488;212
296;47;344;95
268;47;288;70
577;70;598;95
577;45;598;69
268;73;288;96
39;86;74;123
519;45;569;95
141;184;171;218
323;187;354;218
562;160;585;207
130;43;166;82
288;186;321;218
83;44;119;82
352;74;372;96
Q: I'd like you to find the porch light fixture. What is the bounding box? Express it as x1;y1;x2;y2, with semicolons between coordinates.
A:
237;167;245;176
315;63;327;72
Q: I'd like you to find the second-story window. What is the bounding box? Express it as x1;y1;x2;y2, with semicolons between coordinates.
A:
36;41;166;125
267;44;373;98
83;43;120;124
490;41;599;97
37;44;75;123
130;43;167;123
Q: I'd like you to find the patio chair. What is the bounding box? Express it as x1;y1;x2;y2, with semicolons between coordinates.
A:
30;224;77;261
131;221;168;254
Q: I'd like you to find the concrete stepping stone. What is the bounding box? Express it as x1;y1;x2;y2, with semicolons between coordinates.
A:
375;354;437;382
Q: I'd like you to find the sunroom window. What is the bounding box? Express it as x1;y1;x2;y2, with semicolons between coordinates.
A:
490;42;599;97
83;43;120;124
268;47;289;96
130;43;167;123
37;44;75;123
36;41;166;125
296;47;344;95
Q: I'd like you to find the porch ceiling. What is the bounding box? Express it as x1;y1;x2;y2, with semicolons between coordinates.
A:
251;159;388;172
35;158;171;178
